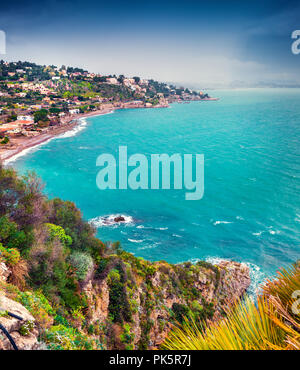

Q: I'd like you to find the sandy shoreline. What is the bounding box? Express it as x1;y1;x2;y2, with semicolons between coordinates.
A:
0;103;170;165
0;107;117;164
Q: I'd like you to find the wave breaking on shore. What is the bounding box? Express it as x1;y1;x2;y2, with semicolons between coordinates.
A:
89;214;134;227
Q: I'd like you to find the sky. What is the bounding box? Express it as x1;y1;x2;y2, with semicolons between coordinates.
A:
0;0;299;88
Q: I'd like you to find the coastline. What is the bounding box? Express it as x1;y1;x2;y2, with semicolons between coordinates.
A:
1;103;168;165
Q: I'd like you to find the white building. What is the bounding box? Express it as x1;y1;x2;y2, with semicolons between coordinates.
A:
69;109;80;115
17;115;34;121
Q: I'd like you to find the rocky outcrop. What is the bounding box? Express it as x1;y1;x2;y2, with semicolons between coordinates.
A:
0;262;10;282
216;260;251;306
0;294;39;350
0;257;250;350
83;258;251;349
114;216;125;223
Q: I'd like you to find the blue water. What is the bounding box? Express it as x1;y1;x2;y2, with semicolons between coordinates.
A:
10;89;300;285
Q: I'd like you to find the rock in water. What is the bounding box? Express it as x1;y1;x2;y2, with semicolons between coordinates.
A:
114;216;125;222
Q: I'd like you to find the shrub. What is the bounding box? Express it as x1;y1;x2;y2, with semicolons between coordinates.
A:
9;259;28;290
107;268;120;284
0;216;29;251
17;290;55;328
107;264;132;323
19;320;34;336
0;243;20;266
42;324;100;350
172;303;190;323
69;252;93;281
45;223;72;247
0;136;9;145
95;258;109;277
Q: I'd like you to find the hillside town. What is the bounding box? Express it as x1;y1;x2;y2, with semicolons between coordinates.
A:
0;60;214;152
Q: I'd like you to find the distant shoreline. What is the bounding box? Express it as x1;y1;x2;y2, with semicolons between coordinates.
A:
1;102;169;165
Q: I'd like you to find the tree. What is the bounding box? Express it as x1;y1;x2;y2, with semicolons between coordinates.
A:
49;107;61;115
8;112;17;122
34;109;48;123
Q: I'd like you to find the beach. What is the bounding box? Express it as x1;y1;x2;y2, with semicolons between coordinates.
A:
0;107;117;164
0;102;169;165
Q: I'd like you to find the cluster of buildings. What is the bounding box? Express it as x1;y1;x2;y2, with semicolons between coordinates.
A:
0;62;209;142
0;115;35;137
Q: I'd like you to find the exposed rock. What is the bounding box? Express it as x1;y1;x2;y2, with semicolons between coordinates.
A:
0;262;10;282
0;258;251;350
0;294;39;350
83;258;251;349
114;216;125;223
84;279;110;324
217;260;251;303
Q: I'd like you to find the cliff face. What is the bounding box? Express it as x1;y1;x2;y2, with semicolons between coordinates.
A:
0;265;40;350
0;255;250;350
81;254;251;350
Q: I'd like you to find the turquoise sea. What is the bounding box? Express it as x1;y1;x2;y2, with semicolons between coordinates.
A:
10;89;300;290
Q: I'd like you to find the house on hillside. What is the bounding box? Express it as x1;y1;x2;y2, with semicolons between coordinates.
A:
69;108;80;115
17;115;33;122
106;77;118;85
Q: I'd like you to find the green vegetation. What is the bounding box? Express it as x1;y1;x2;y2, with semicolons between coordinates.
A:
69;251;93;281
0;136;9;145
163;263;300;350
1;163;296;350
107;263;132;323
33;109;48;123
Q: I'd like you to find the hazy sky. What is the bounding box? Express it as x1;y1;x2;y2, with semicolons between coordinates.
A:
0;0;300;88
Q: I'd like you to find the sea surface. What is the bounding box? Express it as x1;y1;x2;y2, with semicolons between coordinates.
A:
10;89;300;291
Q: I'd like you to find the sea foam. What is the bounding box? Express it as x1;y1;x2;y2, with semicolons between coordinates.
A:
89;214;134;228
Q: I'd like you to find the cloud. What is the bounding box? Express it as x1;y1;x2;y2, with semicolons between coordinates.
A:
246;6;300;36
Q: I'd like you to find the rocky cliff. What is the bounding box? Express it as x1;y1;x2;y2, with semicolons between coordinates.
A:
0;251;250;350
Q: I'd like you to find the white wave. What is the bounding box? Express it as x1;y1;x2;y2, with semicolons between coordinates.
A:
136;225;145;229
236;216;244;220
89;214;134;228
4;137;54;165
213;220;233;226
252;231;263;236
269;230;279;235
155;227;168;230
253;226;280;236
245;262;267;297
138;242;160;250
4;118;88;165
56;118;88;139
128;238;144;243
172;233;183;238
